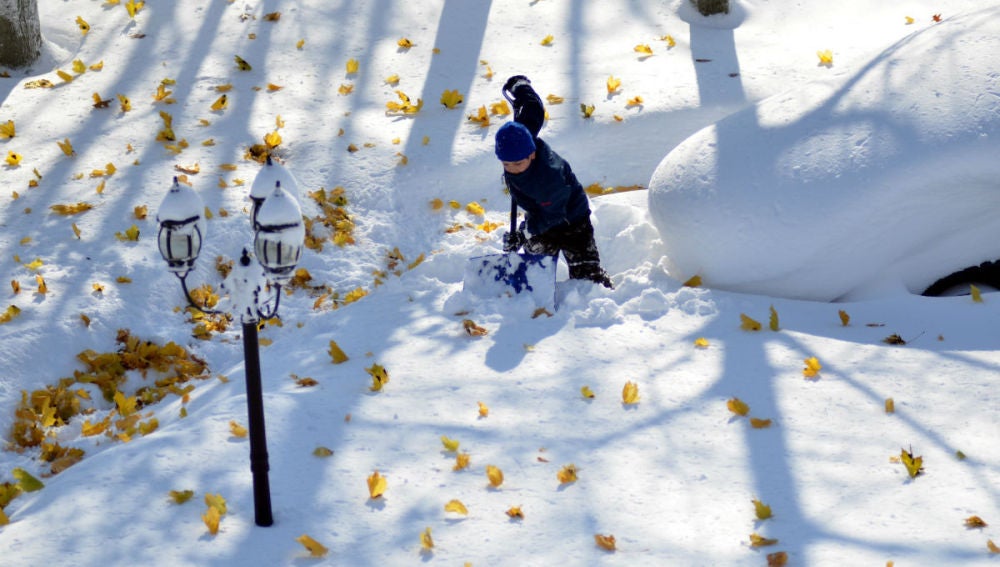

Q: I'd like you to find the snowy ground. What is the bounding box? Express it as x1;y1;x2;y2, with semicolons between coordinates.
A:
0;1;998;566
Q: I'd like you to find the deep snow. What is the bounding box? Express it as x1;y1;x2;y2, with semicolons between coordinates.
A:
0;1;997;566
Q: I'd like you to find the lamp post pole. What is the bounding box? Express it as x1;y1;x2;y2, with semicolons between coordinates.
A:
156;160;304;528
241;315;273;526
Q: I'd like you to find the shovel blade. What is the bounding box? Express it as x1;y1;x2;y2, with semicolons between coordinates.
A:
463;252;557;308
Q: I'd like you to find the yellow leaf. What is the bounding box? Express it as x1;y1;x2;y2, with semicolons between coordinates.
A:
594;534;617;551
440;89;464;109
420;527;434;550
57;138;75;157
580;103;595;118
125;0;144;18
885;398;895;414
204;493;227;515
817;49;834;66
606;76;622;94
750;417;772;429
441;435;460;452
56;69;75;83
540;34;554;46
486;465;504;487
296;534;329;557
0;305;21;324
506;506;524;519
89;60;104;71
338;83;353;95
970;284;983;303
313;446;334;457
683;274;702;287
634;44;653;55
328;340;349;363
384;74;400;86
453;453;470;471
838;309;850;326
727;397;749;417
0;120;15;138
753;499;773;520
5;151;21;166
622;381;640;405
546;94;564;104
626;96;643;107
965;515;988;528
467;105;490;127
767;551;789;566
769;305;780;331
12;468;44;492
803;356;821;378
72;59;87;74
118;94;131;112
0;507;7;526
76;16;90;34
694;337;710;348
466;202;484;216
264;131;282;149
900;447;923;478
367;470;387;499
202;505;221;535
210;94;227;111
989;539;1000;553
662;34;677;48
740;313;761;331
477;401;489;417
169;489;194;504
366;363;389;391
581;385;595;399
397;37;414;49
229;421;248;438
346;58;359;74
557;464;578;484
489;100;511;116
114;224;140;241
444;499;468;515
749;533;779;547
234;55;252;71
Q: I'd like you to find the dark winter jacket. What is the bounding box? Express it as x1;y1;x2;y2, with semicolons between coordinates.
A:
503;82;591;237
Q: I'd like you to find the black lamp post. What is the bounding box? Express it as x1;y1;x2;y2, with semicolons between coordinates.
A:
155;162;305;527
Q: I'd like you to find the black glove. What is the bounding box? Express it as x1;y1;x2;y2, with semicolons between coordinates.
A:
503;75;531;100
502;228;527;253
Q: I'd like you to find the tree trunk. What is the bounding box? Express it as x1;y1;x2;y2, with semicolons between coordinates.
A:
693;0;730;16
0;0;42;68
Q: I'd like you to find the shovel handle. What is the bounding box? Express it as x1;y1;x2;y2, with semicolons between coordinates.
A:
509;195;518;234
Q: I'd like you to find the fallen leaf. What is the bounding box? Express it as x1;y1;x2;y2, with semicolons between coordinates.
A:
420;527;434;550
802;356;821;378
965;516;987;528
767;551;789;566
444;499;468;515
486;465;504;487
441;435;460;452
740;313;762;331
750;533;779;547
622;381;640;405
581;385;595;399
838;309;850;326
594;534;617;551
367;470;387;499
296;534;328;557
463;319;488;336
900;447;924;478
557;464;578;484
753;499;772;520
169;489;194;504
727;397;750;417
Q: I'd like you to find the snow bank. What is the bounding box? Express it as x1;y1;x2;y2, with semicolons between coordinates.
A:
648;7;1000;301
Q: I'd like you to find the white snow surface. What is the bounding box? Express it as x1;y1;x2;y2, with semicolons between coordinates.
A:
0;1;997;566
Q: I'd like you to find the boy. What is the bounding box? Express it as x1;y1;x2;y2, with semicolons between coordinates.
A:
495;75;613;289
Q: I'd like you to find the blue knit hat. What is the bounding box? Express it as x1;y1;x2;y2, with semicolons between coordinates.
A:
495;121;536;162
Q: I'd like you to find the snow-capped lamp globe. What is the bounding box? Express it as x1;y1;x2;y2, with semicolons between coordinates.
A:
253;180;305;286
156;176;206;278
250;155;300;228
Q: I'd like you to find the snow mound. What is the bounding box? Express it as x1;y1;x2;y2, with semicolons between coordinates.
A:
648;7;1000;301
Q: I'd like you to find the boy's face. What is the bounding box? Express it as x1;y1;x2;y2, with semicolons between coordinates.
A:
501;152;535;174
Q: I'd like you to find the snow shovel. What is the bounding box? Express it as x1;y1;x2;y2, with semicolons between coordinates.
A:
463;197;557;308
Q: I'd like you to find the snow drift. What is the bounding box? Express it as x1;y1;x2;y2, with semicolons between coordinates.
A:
648;7;1000;301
